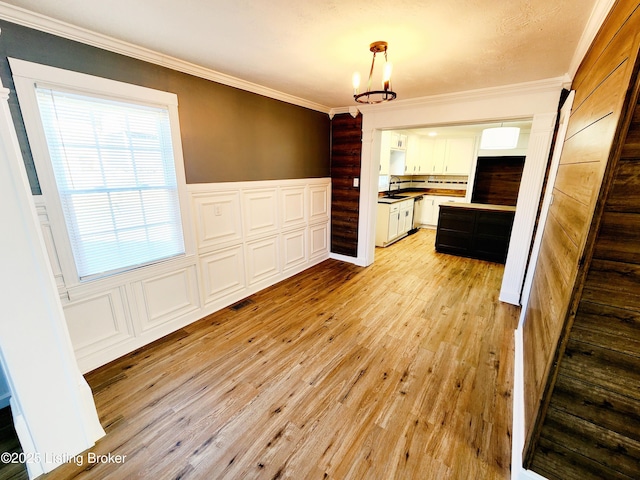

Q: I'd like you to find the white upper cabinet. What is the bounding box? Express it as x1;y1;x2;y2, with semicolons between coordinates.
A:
444;137;476;175
381;131;409;175
426;138;446;175
404;135;423;174
390;132;407;150
421;136;476;176
381;132;476;177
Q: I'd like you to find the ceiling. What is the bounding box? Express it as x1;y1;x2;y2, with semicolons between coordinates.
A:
0;0;600;110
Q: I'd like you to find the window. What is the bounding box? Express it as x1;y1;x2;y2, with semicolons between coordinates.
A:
11;59;190;284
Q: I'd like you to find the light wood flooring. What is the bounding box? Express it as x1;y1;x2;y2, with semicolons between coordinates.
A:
27;229;519;479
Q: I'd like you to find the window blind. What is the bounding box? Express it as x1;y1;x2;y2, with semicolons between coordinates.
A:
35;87;185;280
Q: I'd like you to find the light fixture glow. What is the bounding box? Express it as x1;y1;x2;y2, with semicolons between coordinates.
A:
352;72;361;94
480;126;520;149
382;62;392;89
353;41;397;104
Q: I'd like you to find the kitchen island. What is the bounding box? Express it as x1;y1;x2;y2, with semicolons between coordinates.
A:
435;202;516;263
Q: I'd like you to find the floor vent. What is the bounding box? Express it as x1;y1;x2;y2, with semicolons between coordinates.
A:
230;298;253;311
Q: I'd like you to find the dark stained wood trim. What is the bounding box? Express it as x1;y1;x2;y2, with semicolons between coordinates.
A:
330;113;362;257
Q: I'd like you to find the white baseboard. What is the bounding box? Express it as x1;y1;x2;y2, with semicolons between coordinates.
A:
10;399;44;479
76;251;331;374
499;289;521;306
330;252;368;267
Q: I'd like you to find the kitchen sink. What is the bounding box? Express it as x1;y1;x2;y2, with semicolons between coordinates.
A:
383;195;408;199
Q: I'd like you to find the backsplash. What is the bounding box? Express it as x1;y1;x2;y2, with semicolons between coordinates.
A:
379;174;468;192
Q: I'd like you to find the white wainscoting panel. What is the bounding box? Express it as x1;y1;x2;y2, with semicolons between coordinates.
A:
192;191;242;251
280;186;307;231
309;183;330;224
36;178;330;372
132;266;200;333
63;287;133;357
282;228;307;272
245;235;280;285
243;189;278;239
200;245;246;304
309;223;330;261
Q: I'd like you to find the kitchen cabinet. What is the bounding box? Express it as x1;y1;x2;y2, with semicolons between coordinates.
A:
404;135;423;174
421;137;476;176
426;138;446;174
380;131;407;175
399;200;414;233
435;203;516;263
419;195;462;226
390;132;407;150
375;198;414;247
445;137;476;174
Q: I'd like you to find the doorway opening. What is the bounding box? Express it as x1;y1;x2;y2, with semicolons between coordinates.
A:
372;120;531;261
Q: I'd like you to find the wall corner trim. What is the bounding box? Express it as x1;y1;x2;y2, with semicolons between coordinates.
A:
566;0;617;81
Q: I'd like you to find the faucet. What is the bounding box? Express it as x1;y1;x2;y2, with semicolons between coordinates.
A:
388;176;401;196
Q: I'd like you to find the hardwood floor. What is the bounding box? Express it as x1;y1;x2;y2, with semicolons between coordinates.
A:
36;229;519;479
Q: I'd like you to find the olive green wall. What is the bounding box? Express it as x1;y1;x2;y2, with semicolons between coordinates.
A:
0;20;330;194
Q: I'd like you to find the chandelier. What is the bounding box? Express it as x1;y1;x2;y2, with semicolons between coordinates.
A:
352;41;397;104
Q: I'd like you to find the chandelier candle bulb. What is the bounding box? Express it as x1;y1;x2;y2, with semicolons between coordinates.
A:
352;72;361;95
383;62;392;90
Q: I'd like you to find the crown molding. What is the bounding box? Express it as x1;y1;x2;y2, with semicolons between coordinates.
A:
0;2;331;114
329;76;565;118
566;0;616;82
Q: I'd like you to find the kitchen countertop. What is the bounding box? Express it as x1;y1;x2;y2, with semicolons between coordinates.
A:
441;202;516;212
378;189;466;204
378;195;415;204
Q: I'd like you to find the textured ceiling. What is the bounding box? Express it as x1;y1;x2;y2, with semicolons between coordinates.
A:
0;0;599;109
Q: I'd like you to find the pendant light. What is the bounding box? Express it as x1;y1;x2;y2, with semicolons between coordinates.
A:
480;125;520;149
352;41;397;104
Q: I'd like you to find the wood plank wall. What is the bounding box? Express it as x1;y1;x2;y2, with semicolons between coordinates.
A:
471;156;525;206
523;0;640;476
530;78;640;480
330;113;362;257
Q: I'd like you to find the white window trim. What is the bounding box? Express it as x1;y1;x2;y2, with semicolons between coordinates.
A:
10;58;195;292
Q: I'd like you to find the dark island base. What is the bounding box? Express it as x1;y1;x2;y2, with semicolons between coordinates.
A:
435;203;516;264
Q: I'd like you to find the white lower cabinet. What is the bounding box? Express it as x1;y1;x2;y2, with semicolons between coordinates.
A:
386;204;400;240
399;200;414;233
376;199;414;247
419;195;462;227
